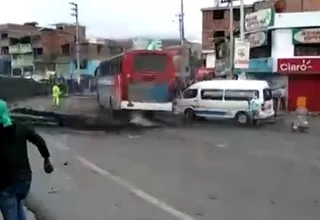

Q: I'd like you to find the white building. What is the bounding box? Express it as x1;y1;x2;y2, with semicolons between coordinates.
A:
270;11;320;111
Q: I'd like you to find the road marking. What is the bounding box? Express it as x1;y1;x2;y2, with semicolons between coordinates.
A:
216;144;227;148
76;156;196;220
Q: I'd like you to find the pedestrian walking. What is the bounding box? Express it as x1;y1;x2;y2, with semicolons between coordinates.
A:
0;100;54;220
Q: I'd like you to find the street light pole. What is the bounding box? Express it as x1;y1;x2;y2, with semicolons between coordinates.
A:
229;0;234;78
69;2;80;85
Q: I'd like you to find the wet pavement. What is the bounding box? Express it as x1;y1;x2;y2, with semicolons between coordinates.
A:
12;96;320;220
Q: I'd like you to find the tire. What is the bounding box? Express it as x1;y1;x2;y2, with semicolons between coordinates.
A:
235;111;248;125
97;94;104;110
184;108;195;121
109;97;115;117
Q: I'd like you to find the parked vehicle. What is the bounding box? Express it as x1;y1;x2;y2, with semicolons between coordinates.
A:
173;80;275;124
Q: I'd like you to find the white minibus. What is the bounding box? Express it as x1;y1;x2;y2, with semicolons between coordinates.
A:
174;80;274;124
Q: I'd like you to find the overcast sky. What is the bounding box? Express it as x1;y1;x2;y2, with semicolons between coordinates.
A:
0;0;258;42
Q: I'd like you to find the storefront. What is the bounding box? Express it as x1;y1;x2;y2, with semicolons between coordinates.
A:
236;57;273;79
277;58;320;111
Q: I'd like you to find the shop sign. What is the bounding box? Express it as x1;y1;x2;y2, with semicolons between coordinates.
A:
292;28;320;44
245;8;275;32
247;31;267;48
277;58;320;73
248;58;273;72
234;38;250;69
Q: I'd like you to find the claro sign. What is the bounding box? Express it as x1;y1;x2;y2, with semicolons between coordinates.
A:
277;58;320;73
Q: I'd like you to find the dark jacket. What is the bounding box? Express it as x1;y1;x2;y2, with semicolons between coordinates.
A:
0;122;50;190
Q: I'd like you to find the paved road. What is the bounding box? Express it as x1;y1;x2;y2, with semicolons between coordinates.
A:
11;96;320;219
26;125;320;220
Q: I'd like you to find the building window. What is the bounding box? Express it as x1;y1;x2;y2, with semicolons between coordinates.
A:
61;44;70;55
1;47;9;55
1;33;8;40
34;48;43;56
213;10;224;20
12;68;22;76
213;31;225;38
294;44;320;56
97;45;102;54
233;9;240;21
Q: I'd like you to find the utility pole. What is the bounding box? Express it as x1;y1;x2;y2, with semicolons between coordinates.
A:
179;0;188;88
69;2;80;85
240;0;245;40
228;0;234;79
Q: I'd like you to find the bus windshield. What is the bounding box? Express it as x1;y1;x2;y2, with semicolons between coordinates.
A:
133;54;167;73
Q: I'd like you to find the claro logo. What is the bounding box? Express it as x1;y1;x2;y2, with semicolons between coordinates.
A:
279;59;312;72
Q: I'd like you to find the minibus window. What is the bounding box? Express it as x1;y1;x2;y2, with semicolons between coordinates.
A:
224;90;259;101
201;89;223;100
183;89;197;99
263;88;272;101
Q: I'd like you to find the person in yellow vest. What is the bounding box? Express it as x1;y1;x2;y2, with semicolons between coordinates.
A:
52;84;61;108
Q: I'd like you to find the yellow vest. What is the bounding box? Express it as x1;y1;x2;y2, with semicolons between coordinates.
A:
52;85;60;96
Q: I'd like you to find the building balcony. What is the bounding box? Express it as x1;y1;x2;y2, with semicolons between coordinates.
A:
9;44;32;54
11;58;34;67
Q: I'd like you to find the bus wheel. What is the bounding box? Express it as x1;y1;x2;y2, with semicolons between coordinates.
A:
235;111;248;125
97;95;104;110
109;98;115;118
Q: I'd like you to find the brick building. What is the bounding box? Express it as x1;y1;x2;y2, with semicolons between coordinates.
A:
0;22;125;76
201;0;320;72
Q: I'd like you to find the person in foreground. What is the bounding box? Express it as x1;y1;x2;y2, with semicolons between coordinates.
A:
0;100;54;220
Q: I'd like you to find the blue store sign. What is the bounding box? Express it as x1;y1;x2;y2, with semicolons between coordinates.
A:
247;58;273;72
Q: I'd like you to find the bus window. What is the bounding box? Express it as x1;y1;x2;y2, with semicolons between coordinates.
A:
110;56;122;75
133;54;167;72
100;61;111;76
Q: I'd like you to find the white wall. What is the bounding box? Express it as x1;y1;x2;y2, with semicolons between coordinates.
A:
271;28;293;72
273;11;320;29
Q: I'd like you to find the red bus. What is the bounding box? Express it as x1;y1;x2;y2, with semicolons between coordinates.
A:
96;50;176;113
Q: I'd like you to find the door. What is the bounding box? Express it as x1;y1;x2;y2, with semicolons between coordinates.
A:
288;75;320;111
224;89;258;117
197;89;226;118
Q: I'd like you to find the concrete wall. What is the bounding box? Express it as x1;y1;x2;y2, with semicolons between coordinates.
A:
0;77;47;102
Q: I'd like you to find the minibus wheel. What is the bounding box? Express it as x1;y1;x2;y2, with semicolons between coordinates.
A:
184;108;195;121
235;111;248;125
